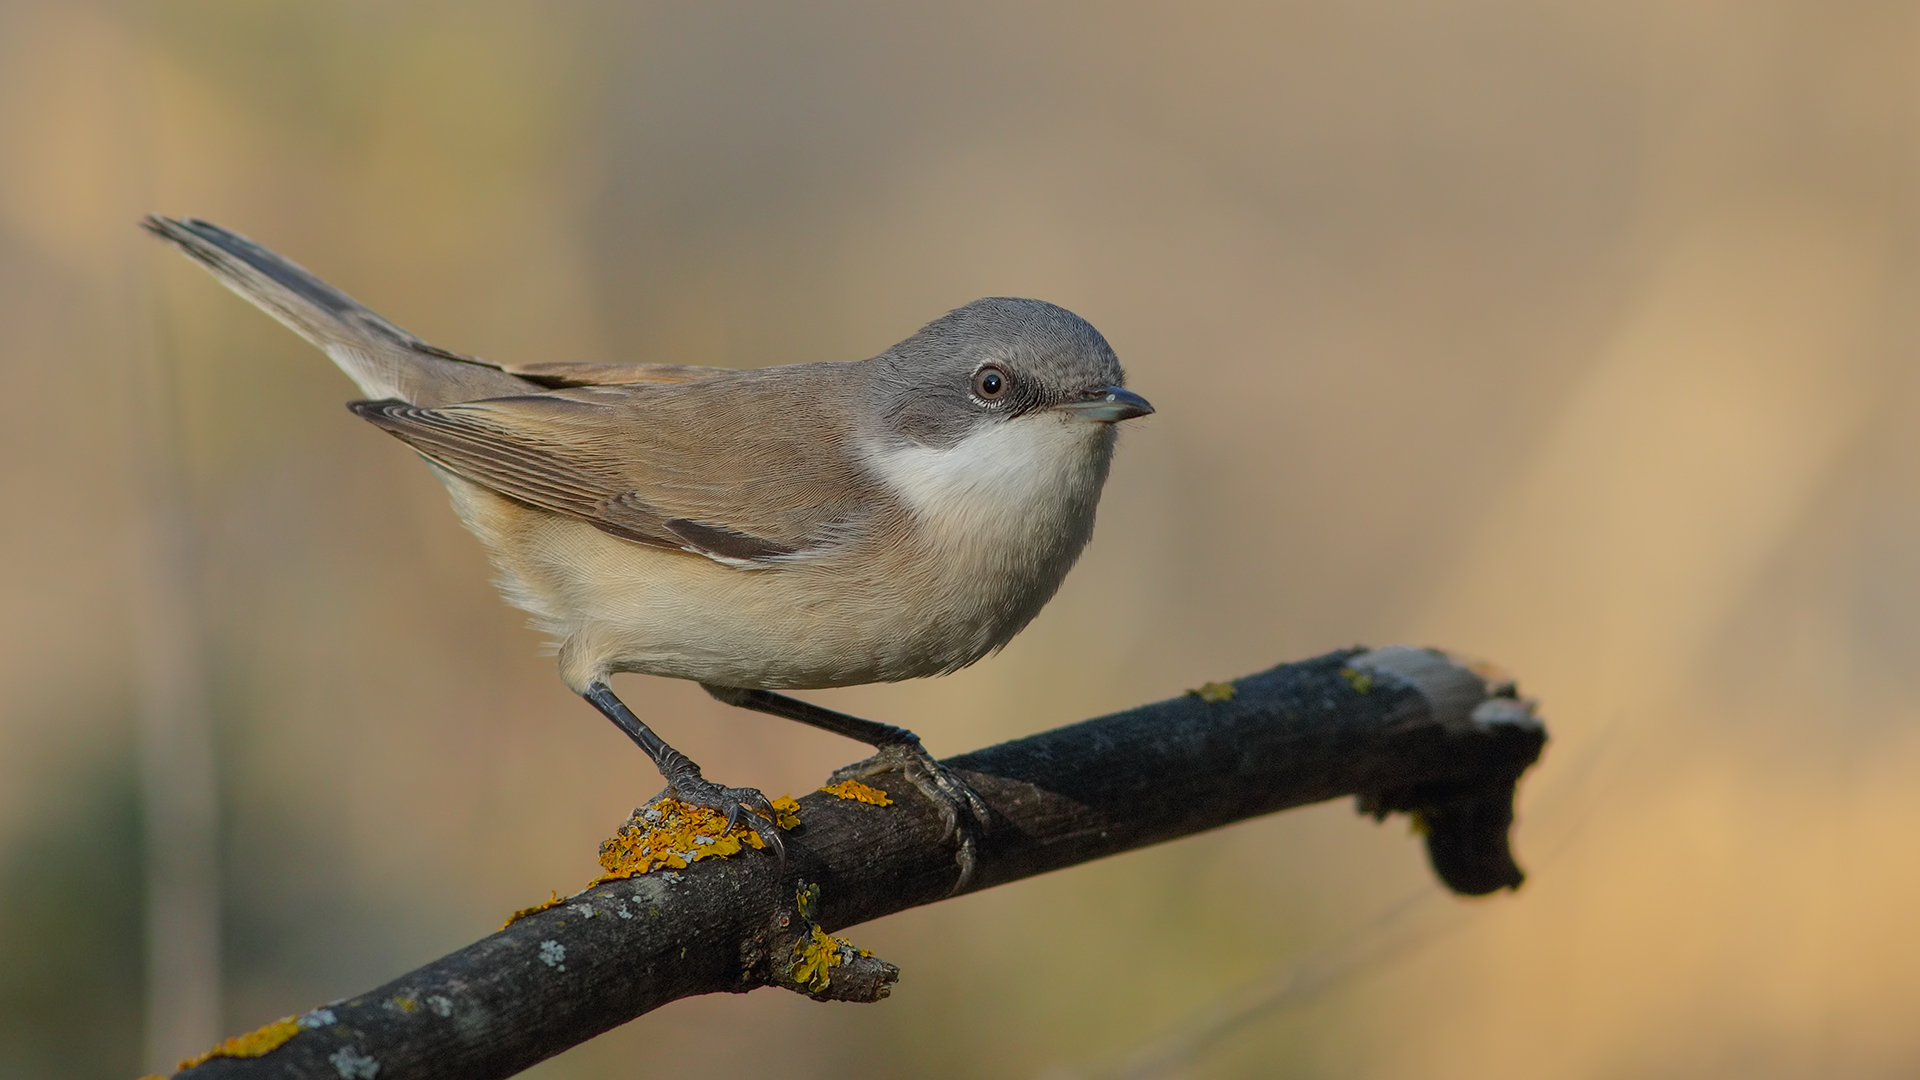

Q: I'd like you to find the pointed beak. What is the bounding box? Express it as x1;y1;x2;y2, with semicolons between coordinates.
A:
1053;386;1155;423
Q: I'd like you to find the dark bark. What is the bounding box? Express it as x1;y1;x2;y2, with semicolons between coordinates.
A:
174;646;1545;1080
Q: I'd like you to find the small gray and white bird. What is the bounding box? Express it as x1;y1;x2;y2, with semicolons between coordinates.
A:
144;216;1152;882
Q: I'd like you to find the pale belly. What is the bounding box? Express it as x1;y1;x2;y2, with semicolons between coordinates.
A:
441;476;1078;692
430;413;1113;693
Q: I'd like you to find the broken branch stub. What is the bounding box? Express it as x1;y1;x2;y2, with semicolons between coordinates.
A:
175;646;1544;1080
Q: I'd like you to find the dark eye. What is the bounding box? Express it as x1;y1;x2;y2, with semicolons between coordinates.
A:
972;365;1009;401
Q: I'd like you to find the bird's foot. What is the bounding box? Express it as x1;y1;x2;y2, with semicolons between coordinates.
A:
648;774;786;865
832;740;989;892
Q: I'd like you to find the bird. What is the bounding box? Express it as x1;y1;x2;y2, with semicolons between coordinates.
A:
143;215;1153;885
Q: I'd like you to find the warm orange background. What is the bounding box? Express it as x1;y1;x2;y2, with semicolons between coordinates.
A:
3;2;1918;1077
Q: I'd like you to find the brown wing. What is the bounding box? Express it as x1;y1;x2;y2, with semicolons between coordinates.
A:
495;360;738;388
348;366;879;563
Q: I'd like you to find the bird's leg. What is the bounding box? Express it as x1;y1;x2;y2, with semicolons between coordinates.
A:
702;685;989;891
583;682;784;861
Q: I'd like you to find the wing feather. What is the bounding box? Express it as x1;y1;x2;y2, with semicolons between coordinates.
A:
348;367;878;565
497;360;736;388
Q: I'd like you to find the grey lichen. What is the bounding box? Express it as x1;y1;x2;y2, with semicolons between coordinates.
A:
329;1046;379;1080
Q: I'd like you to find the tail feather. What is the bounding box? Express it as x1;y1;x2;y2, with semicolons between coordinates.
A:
142;215;535;406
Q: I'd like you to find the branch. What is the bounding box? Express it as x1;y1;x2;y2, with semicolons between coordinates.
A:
171;646;1545;1080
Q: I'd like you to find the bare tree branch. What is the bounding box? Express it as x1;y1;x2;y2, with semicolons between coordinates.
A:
172;646;1545;1080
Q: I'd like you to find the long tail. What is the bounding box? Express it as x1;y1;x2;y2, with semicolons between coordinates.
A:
142;216;535;407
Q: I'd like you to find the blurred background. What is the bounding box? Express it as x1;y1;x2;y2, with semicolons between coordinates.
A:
3;1;1919;1077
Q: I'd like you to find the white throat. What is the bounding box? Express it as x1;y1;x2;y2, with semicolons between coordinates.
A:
863;414;1115;559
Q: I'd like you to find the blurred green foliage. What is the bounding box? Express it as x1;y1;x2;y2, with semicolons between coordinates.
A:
0;755;143;1080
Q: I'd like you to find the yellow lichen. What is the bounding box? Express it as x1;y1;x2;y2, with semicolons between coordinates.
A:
175;1016;301;1070
792;926;844;991
820;778;892;806
787;883;873;992
790;925;876;991
1190;681;1236;703
1340;667;1373;694
497;796;808;929
501;890;565;930
390;995;417;1013
591;795;801;883
769;795;802;829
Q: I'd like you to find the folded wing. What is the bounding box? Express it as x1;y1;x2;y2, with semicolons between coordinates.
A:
350;369;879;566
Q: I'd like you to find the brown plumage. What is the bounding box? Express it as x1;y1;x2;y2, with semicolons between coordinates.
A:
143;214;1152;872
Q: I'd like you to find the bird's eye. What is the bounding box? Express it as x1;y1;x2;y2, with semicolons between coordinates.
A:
972;365;1010;401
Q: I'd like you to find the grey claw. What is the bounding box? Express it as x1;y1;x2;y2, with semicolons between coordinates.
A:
951;836;977;893
659;779;786;867
833;741;988;894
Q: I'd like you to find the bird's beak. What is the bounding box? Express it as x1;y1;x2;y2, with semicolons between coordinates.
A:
1053;386;1155;423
